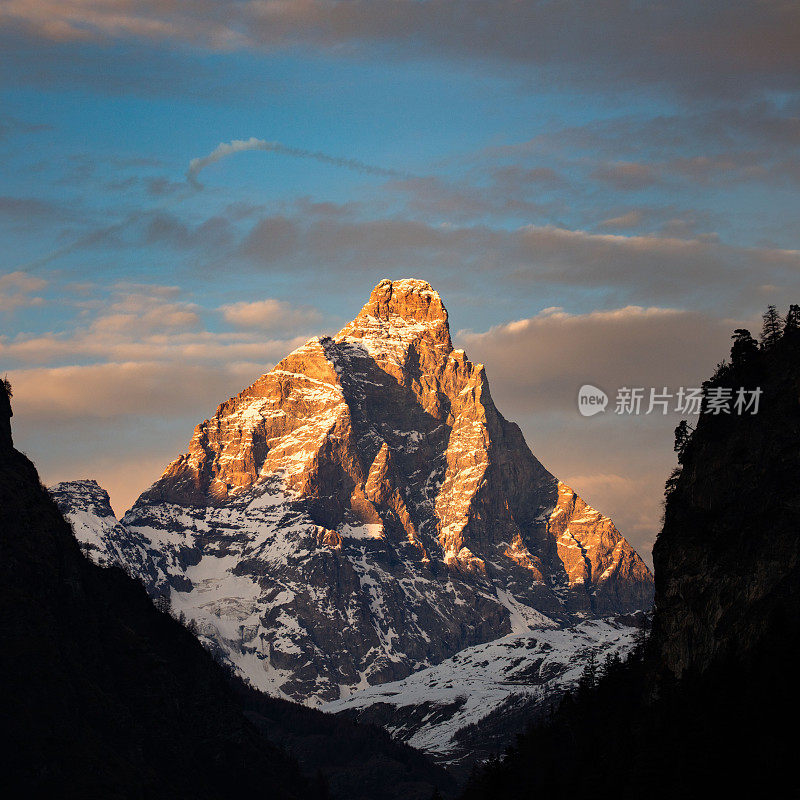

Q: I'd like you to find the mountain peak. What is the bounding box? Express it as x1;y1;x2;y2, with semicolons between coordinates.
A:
358;278;449;326
336;278;452;359
92;279;652;703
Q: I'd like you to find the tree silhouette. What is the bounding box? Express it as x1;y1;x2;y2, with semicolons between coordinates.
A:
578;649;598;694
760;305;783;349
730;328;758;370
784;304;800;337
153;595;171;614
673;420;693;461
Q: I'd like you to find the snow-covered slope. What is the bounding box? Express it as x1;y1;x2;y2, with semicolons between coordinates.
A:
49;480;160;584
52;279;653;705
323;615;643;772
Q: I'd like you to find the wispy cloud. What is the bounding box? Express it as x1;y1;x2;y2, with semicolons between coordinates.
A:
458;305;739;416
0;283;317;366
219;298;320;332
0;271;47;312
186;136;407;188
0;115;52;140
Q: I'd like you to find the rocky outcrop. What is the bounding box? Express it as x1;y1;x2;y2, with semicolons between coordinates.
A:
50;480;160;581
58;279;652;703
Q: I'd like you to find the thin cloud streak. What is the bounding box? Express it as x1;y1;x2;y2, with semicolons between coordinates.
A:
12;136;410;273
186;136;409;188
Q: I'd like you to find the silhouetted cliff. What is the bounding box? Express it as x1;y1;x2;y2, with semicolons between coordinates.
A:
652;324;800;679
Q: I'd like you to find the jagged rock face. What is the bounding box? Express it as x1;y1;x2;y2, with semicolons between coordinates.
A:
61;279;653;703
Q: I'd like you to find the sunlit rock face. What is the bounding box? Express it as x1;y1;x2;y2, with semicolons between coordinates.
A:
55;279;653;703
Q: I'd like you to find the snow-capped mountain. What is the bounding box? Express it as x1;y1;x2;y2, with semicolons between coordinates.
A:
323;614;644;774
52;279;653;704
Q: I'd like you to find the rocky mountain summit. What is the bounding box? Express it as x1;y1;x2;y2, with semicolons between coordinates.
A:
53;279;652;704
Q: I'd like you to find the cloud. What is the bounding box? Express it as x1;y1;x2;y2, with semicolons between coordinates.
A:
85;288;201;337
0;0;243;47
237;215;300;262
0;283;312;366
4;1;799;99
0;325;309;367
591;162;658;191
186;136;407;188
33;194;793;315
143;211;235;251
220;298;320;332
9;360;266;420
512;226;800;305
473;101;800;185
457;305;739;417
230;212;800;311
144;176;185;197
0;116;52;140
599;210;644;229
0;270;47;311
385;173;560;223
0;195;69;221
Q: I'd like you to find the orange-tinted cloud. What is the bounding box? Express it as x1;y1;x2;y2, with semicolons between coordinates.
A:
220;298;321;332
11;360;266;420
0;270;47;312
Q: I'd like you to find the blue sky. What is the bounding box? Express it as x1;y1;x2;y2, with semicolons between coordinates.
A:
2;1;799;562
